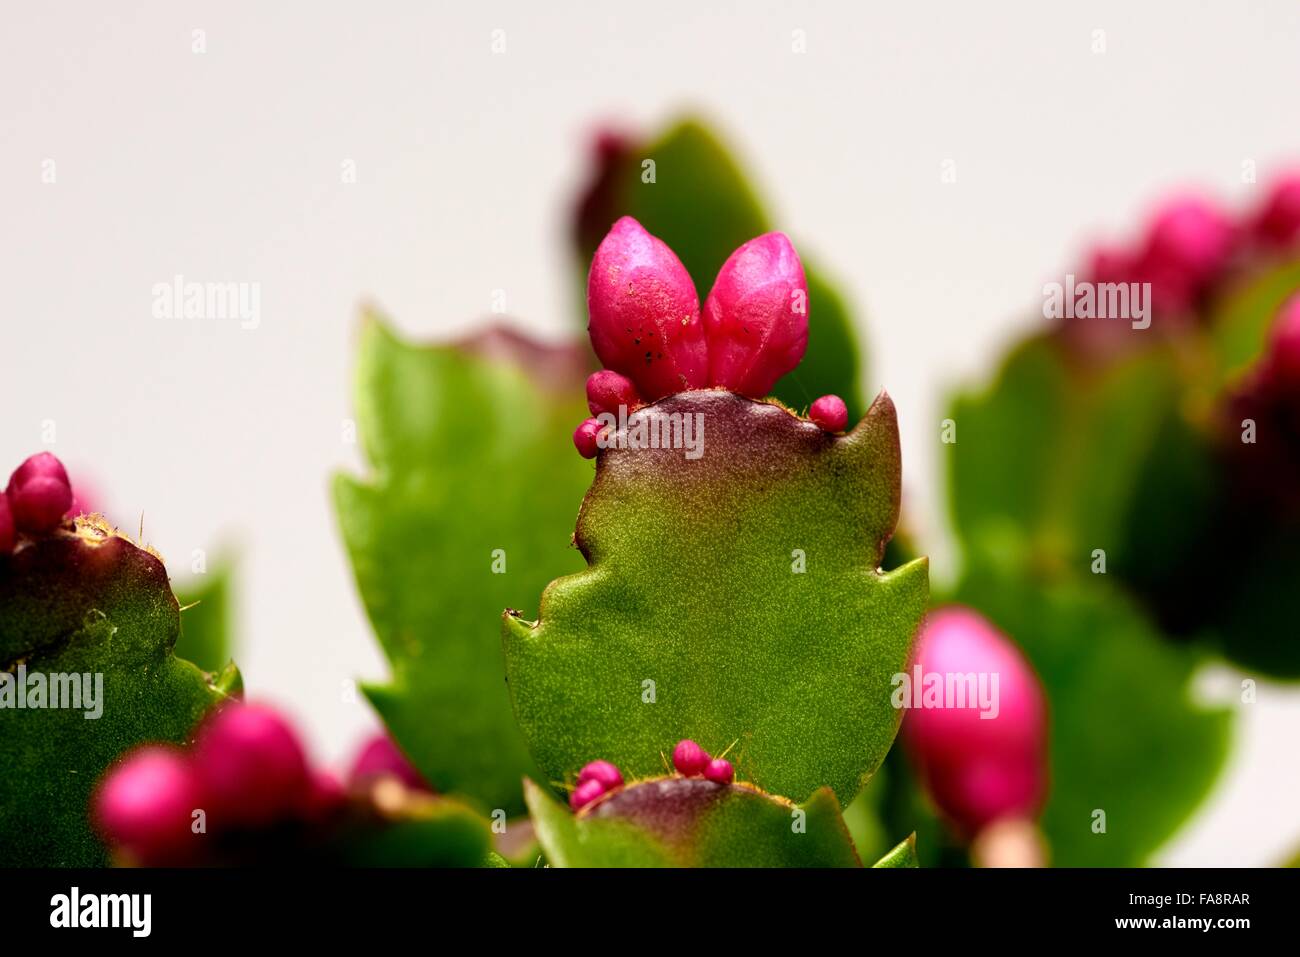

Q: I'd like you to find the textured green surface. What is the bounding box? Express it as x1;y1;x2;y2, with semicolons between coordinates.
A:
950;563;1232;866
505;390;928;806
334;313;592;814
872;833;920;868
0;520;233;866
524;777;861;867
588;119;864;419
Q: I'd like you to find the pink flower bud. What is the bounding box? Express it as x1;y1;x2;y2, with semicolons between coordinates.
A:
570;778;607;811
92;745;202;865
703;758;734;785
0;494;14;555
587;216;708;400
573;417;604;459
192;702;312;829
809;394;848;432
901;607;1048;838
348;732;431;792
702;232;808;397
577;759;624;791
1254;173;1300;249
586;370;642;417
1139;196;1235;299
6;452;73;534
671;739;709;777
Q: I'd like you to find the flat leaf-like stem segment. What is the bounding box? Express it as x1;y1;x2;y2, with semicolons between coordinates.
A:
524;776;860;867
0;518;233;866
334;313;593;813
505;390;928;806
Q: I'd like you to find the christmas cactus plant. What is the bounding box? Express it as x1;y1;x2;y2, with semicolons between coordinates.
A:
6;117;1294;871
505;216;928;813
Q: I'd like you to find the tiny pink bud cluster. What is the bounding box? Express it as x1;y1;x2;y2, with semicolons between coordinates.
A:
93;701;348;865
0;452;75;555
671;738;709;776
901;607;1048;840
670;738;733;784
570;758;625;810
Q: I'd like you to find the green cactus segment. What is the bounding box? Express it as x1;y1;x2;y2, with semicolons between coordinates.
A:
590;119;865;419
0;519;234;866
504;390;929;807
333;313;592;814
524;777;861;867
871;833;920;868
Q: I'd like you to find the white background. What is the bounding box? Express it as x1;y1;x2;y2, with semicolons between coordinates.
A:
3;1;1298;865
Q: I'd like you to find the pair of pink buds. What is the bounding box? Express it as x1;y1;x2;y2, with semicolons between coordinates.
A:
671;738;734;785
570;759;625;810
588;216;810;404
574;217;847;456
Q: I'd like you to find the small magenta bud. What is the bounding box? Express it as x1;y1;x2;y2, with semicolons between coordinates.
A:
587;216;708;400
702;232;809;397
703;758;734;785
902;607;1048;839
6;452;73;533
348;732;431;792
92;745;201;865
586;370;642;417
809;394;849;432
192;702;313;828
0;494;14;555
672;739;709;777
1254;173;1300;249
573;417;604;459
570;778;607;811
577;759;624;791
